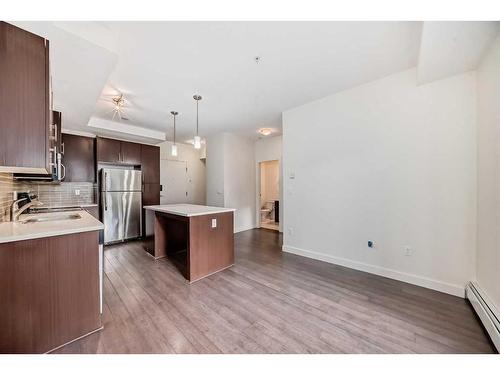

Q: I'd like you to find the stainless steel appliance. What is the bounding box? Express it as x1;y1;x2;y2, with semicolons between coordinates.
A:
100;168;142;244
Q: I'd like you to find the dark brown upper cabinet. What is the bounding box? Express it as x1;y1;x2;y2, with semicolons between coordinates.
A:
121;141;142;165
61;134;96;182
141;144;160;184
96;137;121;163
0;22;51;173
96;137;142;165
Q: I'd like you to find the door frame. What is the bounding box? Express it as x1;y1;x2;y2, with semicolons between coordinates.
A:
256;159;280;230
160;159;188;204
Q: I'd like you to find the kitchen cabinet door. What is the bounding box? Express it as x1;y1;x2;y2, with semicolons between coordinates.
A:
143;183;160;206
142;183;160;238
62;134;95;182
121;141;141;165
141;144;160;184
96;137;121;163
0;231;101;353
0;22;50;173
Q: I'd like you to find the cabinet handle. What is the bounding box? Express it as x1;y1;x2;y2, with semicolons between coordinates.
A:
61;142;65;155
104;172;108;210
60;163;66;180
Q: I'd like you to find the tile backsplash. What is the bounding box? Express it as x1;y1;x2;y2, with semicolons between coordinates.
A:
0;173;97;221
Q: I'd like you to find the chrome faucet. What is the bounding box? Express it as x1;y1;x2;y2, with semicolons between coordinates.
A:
10;196;43;222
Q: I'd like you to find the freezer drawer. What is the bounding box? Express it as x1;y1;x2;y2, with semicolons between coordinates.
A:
101;191;142;244
122;191;142;240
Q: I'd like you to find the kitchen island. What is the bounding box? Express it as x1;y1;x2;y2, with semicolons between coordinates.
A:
144;204;235;282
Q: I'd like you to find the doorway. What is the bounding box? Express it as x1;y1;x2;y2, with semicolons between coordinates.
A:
160;159;188;204
259;160;280;231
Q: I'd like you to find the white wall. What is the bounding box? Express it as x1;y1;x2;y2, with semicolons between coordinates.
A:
255;136;283;231
206;135;225;207
476;35;500;309
282;68;476;297
224;133;256;233
206;132;256;233
158;140;206;204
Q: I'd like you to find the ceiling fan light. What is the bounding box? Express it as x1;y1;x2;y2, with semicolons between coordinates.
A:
193;136;201;150
171;144;178;157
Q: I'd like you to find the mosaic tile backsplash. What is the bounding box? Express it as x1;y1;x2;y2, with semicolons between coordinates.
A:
0;173;97;221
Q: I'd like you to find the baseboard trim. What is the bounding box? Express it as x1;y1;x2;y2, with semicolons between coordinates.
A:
234;225;257;234
466;282;500;352
282;245;465;297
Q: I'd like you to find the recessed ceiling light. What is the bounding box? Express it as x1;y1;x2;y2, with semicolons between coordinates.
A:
259;128;272;136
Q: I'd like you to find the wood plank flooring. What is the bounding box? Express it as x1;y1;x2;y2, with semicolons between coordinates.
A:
54;229;496;354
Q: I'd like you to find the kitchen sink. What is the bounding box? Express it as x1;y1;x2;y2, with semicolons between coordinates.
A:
21;213;82;224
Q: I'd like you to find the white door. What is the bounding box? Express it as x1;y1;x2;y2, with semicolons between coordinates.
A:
160;159;188;204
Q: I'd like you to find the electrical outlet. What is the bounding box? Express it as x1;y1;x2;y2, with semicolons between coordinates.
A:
211;218;217;228
368;240;375;249
74;189;80;196
404;245;412;256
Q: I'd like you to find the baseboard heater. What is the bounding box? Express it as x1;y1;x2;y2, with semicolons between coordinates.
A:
466;282;500;351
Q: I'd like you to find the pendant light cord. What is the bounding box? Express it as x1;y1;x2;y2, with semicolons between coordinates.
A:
196;99;199;136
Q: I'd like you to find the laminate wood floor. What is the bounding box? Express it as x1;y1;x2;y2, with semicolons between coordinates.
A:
54;229;496;354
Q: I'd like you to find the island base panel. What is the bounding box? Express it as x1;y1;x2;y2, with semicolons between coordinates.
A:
189;211;234;282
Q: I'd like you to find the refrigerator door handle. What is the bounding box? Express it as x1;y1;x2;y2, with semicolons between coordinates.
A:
104;172;108;210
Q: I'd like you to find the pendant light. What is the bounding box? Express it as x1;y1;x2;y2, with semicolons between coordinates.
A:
193;94;202;149
170;111;178;157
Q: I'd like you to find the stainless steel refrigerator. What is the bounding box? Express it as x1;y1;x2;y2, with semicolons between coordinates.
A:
100;168;142;244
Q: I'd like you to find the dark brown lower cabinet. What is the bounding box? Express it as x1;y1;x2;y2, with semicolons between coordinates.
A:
142;183;160;239
0;231;102;353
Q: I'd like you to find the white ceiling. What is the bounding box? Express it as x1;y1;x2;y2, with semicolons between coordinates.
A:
11;21;500;145
91;22;422;143
418;21;500;84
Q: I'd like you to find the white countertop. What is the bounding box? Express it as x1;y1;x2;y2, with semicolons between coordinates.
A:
0;210;104;244
144;204;235;217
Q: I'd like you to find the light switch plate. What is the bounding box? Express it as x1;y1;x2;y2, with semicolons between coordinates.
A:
211;218;217;228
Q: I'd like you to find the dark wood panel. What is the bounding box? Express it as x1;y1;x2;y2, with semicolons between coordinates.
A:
141;144;160;184
96;137;121;163
52;231;496;354
62;134;95;182
0;21;49;170
0;231;101;353
141;183;161;247
152;212;189;261
143;183;160;206
121;141;141;165
188;212;234;282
